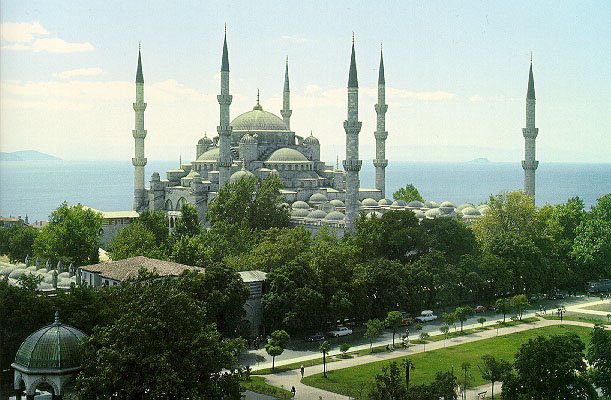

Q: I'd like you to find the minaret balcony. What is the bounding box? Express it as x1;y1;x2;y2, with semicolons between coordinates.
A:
375;104;388;113
374;131;388;141
343;120;362;133
217;94;233;105
133;103;147;112
342;159;362;171
132;158;147;167
522;127;539;139
217;125;233;135
132;129;147;139
521;160;539;170
373;159;388;168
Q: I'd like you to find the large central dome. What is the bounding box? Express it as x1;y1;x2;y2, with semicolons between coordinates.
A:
231;101;288;132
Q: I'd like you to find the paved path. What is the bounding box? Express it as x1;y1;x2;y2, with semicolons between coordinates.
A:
254;311;607;400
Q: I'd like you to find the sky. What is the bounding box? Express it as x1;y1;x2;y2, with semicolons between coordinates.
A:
1;1;610;163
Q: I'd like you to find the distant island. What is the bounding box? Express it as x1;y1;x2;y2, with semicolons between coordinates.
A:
467;157;491;163
0;150;61;161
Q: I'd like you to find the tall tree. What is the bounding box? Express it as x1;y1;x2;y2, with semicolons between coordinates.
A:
453;306;473;333
173;203;202;239
264;330;290;372
369;361;408;400
364;318;385;351
320;340;331;378
478;355;511;399
510;294;530;320
587;324;611;397
4;225;39;262
33;202;102;266
393;183;424;203
495;298;511;323
385;311;404;348
109;222;168;260
571;193;611;279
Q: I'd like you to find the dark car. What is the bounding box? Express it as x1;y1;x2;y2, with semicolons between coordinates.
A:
473;305;486;313
304;332;325;342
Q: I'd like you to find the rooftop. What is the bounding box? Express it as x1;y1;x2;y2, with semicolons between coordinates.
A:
80;256;203;282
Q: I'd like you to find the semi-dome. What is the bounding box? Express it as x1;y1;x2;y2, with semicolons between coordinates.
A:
291;201;310;210
231;102;288;132
240;133;257;144
197;147;219;162
229;168;255;183
362;198;379;207
267;148;308;162
291;208;310;218
309;193;328;203
407;200;425;208
323;211;345;222
14;312;86;371
330;199;345;207
306;210;327;220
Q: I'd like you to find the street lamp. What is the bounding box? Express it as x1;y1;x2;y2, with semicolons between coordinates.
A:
557;306;566;324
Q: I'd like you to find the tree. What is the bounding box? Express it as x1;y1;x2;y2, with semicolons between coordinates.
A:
173;203;202;239
477;317;487;328
419;332;430;352
369;361;408;400
454;306;473;332
406;371;457;400
403;358;415;389
137;210;170;246
393;183;424;203
461;362;471;398
340;342;351;358
320;340;331;378
495;298;511;323
421;217;476;263
510;294;530;320
109;222;168;260
4;225;38;262
587;324;611;396
364;318;385;352
385;311;404;348
503;334;596;399
207;175;290;231
440;325;450;346
571;194;611;279
479;355;511;399
443;312;457;332
33;202;102;266
264;330;290;372
76;272;242;399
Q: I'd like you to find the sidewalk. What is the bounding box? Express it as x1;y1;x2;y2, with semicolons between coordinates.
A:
256;317;603;400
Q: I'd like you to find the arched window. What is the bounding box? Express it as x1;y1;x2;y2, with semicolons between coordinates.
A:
176;197;187;210
165;199;173;211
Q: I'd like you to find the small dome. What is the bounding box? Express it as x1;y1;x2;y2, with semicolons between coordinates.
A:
198;135;213;145
424;201;439;208
378;198;393;206
457;203;475;211
267;148;308;162
291;209;310;218
309;193;328;203
9;269;27;279
391;200;408;207
330;199;345;207
407;200;425;208
477;204;490;215
197;147;219;162
185;170;201;179
291;201;310;210
440;201;456;208
303;133;319;145
362;198;379;207
306;210;327;220
14;312;86;371
413;210;426;219
323;211;345;222
240;134;257;144
425;208;441;218
230;168;255;183
462;207;481;216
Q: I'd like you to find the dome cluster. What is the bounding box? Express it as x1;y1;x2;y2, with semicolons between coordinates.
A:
0;260;77;291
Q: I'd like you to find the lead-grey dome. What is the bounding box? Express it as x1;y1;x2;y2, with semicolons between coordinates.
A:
197;147;219;162
306;210;327;220
378;198;393;206
231;105;288;132
330;199;345;207
407;200;425;208
14;312;86;371
267;148;308;162
362;198;379;207
240;134;257;144
230;168;255;183
291;208;310;218
323;211;345;222
291;201;310;210
198;135;213;145
309;193;328;203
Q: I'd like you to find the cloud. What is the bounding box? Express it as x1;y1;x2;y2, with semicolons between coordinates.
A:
385;87;456;101
280;35;311;44
1;43;30;51
32;38;94;53
468;94;484;102
56;68;107;80
0;22;48;43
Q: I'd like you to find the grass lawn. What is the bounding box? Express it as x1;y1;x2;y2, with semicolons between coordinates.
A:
253;356;341;375
541;314;611;325
584;303;611;313
241;376;293;398
302;325;593;397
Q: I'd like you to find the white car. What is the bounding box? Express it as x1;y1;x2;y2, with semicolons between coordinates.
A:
415;310;438;322
329;326;353;337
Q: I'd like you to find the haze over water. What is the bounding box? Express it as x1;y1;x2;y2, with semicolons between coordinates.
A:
1;160;609;222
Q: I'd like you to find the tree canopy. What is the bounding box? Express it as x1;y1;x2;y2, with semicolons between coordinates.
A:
393;183;424;203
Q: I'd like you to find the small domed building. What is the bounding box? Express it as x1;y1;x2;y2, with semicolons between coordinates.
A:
12;312;86;400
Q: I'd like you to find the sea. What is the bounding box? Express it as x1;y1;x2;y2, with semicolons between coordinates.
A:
0;160;610;223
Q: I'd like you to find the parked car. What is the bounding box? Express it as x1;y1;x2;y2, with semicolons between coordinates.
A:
473;305;486;314
304;332;326;342
329;326;353;337
415;310;438;322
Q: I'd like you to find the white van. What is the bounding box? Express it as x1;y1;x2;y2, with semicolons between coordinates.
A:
415;310;438;322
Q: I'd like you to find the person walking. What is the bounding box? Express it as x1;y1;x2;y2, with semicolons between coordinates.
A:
300;365;305;379
291;386;296;397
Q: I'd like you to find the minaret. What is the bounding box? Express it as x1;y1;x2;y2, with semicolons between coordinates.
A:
132;43;147;211
343;35;363;231
217;29;233;188
522;54;539;200
281;56;292;129
373;44;388;198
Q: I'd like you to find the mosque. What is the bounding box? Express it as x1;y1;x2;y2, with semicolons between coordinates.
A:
130;31;539;235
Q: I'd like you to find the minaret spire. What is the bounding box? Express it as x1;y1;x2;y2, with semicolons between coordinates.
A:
374;44;389;198
132;43;147;210
217;28;233;187
522;55;539;200
343;35;362;231
281;56;292;129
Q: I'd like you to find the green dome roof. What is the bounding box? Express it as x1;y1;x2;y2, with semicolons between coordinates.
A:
231;105;288;132
14;312;86;372
267;148;308;162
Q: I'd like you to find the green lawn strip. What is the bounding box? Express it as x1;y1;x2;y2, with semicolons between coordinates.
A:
302;325;592;397
584;303;611;313
252;356;340;375
541;314;611;325
241;376;292;398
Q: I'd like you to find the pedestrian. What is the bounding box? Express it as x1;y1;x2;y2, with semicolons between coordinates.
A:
291;386;296;397
300;364;304;379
